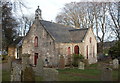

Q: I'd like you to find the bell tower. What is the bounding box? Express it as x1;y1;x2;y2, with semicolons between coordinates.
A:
35;6;42;20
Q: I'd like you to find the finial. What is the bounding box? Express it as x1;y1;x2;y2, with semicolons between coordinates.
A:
38;6;39;9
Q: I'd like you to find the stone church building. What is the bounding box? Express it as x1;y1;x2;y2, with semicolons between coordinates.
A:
8;6;97;66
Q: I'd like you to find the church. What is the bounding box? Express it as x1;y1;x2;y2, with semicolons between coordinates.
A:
8;6;97;66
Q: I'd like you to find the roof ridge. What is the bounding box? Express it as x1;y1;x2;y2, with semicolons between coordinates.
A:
69;28;88;31
40;20;74;29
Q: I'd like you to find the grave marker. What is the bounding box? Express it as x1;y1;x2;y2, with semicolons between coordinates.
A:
58;55;65;69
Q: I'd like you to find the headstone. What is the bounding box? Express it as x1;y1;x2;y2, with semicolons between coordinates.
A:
58;55;65;69
22;66;35;81
101;67;112;81
21;54;30;70
11;60;22;82
35;56;44;76
78;61;84;70
113;59;119;69
67;55;72;66
7;56;12;71
43;68;58;81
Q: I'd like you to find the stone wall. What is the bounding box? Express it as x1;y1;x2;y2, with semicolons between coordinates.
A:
22;19;97;66
22;19;56;66
83;28;97;64
8;46;15;57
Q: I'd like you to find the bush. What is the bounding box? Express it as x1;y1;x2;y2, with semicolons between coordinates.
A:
72;54;84;67
108;41;120;59
1;55;7;60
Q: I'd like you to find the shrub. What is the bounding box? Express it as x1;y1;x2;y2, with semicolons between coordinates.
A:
108;41;120;59
72;54;84;67
1;55;7;60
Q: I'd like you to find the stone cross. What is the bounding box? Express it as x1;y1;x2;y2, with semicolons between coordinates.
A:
21;54;30;70
112;59;119;69
58;55;65;69
78;61;84;70
11;60;22;82
35;56;44;76
7;56;12;71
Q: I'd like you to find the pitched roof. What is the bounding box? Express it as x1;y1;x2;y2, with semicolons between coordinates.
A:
69;28;88;43
40;20;74;43
40;20;88;43
10;37;23;47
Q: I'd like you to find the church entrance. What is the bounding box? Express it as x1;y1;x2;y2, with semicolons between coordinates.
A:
34;53;38;65
74;45;79;54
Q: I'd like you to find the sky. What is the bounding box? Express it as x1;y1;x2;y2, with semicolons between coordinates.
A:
21;0;81;22
7;0;118;22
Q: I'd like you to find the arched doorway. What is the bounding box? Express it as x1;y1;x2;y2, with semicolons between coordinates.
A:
34;53;38;65
68;47;71;55
74;45;79;54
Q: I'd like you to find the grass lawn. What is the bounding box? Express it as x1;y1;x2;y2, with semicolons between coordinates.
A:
2;63;119;81
2;70;11;81
57;68;118;81
58;68;100;81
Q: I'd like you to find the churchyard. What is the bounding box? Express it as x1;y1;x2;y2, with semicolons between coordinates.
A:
2;54;119;82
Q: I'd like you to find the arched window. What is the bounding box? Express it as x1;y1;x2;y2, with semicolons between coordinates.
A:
90;37;92;43
74;45;79;54
93;46;94;57
86;45;88;59
68;47;71;55
34;36;38;47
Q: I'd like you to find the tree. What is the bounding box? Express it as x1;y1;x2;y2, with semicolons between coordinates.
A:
109;40;120;59
17;14;34;36
2;2;18;50
56;2;117;53
108;2;120;40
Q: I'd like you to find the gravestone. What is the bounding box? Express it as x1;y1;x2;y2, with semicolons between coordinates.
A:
78;61;84;70
58;55;65;69
113;59;119;69
11;60;22;82
21;54;30;70
43;68;58;81
7;56;12;71
101;67;112;81
22;66;35;81
35;56;44;76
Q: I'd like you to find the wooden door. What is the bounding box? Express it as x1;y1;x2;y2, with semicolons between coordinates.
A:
74;45;79;54
34;53;38;65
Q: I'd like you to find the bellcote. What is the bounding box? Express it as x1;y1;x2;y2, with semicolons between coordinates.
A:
35;6;42;20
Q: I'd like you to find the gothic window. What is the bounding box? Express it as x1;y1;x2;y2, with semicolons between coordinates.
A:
86;45;88;59
74;45;79;54
68;47;71;55
90;37;92;43
34;36;38;47
93;46;94;57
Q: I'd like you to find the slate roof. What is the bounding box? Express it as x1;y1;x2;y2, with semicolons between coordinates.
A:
40;20;88;43
40;20;74;43
10;37;23;47
69;28;88;43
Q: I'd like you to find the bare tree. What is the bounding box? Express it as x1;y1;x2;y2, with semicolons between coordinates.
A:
21;14;34;36
56;2;114;53
108;2;120;40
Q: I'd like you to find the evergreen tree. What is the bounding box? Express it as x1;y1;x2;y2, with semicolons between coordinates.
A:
2;2;18;51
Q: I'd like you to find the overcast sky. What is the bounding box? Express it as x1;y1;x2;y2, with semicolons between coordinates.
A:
21;0;81;22
10;0;118;22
